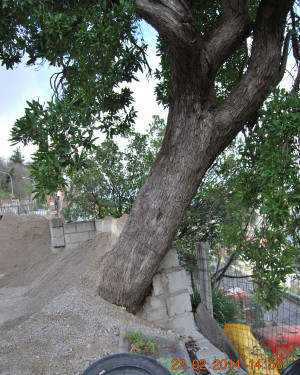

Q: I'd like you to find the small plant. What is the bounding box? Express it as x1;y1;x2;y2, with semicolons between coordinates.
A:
157;358;186;374
275;340;300;373
124;331;160;356
190;285;201;313
190;286;243;324
212;288;243;325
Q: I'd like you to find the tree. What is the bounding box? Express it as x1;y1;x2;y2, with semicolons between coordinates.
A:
1;0;299;312
63;126;157;220
9;147;25;165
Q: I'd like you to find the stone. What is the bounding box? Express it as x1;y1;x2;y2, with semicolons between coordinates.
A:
194;302;247;372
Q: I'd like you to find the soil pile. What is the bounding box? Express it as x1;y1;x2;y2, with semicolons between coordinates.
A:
0;212;51;276
0;213;178;374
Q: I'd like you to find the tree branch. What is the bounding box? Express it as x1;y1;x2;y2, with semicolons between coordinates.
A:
290;64;300;96
136;0;201;48
221;274;252;279
278;30;295;80
213;0;295;147
205;0;252;73
291;8;300;61
214;251;237;283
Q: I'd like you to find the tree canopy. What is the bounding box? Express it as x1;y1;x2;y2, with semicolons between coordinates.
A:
1;0;298;194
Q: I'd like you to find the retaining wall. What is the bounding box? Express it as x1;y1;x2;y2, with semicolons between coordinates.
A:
49;215;129;251
137;247;196;334
49;215;196;334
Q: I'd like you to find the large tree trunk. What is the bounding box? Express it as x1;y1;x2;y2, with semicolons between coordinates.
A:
98;0;294;313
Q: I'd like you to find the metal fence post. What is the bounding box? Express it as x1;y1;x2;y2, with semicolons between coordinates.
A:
196;241;213;316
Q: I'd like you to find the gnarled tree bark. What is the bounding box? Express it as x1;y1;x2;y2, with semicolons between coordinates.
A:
98;0;295;313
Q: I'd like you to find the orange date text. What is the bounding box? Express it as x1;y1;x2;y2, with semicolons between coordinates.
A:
171;359;241;371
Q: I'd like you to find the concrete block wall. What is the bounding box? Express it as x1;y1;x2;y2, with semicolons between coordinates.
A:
138;247;197;334
64;220;97;249
49;215;128;251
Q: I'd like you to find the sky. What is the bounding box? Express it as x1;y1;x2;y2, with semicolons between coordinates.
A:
0;22;167;163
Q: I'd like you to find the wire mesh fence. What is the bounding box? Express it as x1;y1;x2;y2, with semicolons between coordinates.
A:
192;242;300;375
0;200;49;217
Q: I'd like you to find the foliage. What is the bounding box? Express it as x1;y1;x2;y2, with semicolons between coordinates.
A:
62;116;165;219
2;0;148;193
190;285;201;313
157;357;186;375
276;342;300;373
124;331;159;356
212;288;244;325
190;286;243;325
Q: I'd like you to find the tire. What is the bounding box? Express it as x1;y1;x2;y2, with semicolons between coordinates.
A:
282;359;300;375
82;353;172;375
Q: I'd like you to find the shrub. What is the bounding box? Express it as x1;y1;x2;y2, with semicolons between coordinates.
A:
190;286;243;325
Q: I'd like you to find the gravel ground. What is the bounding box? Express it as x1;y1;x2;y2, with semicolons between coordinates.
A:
0;214;179;374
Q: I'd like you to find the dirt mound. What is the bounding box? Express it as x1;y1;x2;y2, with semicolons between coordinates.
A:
0;218;179;375
0;212;51;276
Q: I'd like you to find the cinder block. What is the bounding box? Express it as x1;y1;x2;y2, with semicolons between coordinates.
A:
166;293;192;317
76;221;95;232
50;227;64;238
148;296;167;310
63;222;77;234
164;312;197;334
185;271;192;288
64;234;72;244
70;232;89;244
145;306;169;322
52;236;65;247
163;270;189;294
158;247;179;271
50;217;63;228
95;216;114;233
152;274;165;296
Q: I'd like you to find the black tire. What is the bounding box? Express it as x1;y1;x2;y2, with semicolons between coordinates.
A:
282;359;300;375
82;353;172;375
